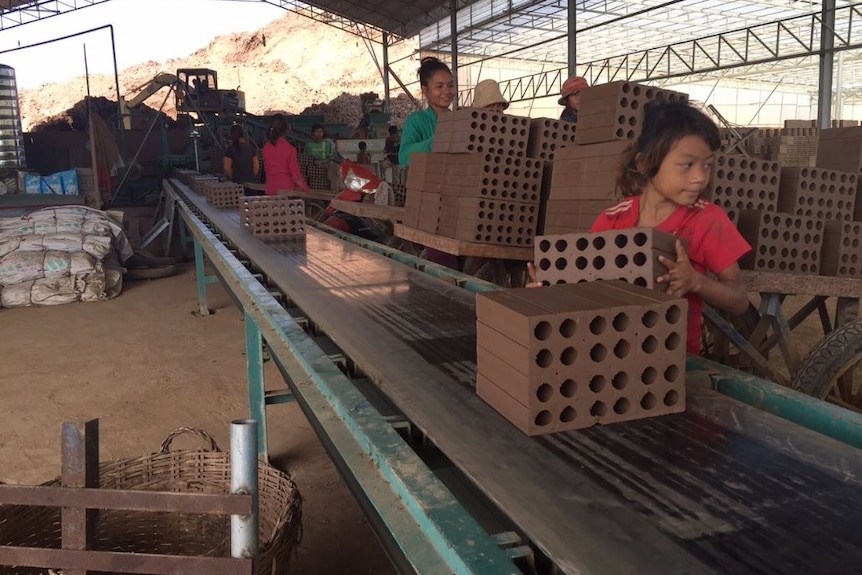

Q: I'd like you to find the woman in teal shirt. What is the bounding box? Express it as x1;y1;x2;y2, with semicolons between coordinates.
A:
398;57;454;166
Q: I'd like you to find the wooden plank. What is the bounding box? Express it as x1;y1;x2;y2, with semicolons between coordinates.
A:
740;270;862;298
393;224;534;260
243;182;336;202
0;485;251;515
330;199;404;222
0;546;251;575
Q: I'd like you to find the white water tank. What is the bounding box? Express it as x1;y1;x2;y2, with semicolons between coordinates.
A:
0;64;26;169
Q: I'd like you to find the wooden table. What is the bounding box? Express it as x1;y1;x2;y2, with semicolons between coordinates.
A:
329;199;404;223
243;183;338;201
393;223;535;260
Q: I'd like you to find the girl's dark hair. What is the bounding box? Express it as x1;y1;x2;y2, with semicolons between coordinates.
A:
266;114;288;145
229;124;244;150
417;56;452;87
616;100;721;197
311;123;324;132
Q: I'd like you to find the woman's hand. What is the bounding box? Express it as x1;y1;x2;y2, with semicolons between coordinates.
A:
656;239;701;298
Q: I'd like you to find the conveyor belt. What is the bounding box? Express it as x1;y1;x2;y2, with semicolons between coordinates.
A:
177;183;862;575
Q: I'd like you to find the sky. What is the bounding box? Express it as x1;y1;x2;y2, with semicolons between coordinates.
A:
0;0;285;90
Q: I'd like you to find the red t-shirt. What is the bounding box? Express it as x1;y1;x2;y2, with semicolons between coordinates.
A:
262;138;310;196
591;196;751;354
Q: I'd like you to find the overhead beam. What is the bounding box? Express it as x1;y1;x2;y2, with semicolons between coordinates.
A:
0;0;111;31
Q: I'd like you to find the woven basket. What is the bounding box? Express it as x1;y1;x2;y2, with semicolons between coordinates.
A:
0;427;302;575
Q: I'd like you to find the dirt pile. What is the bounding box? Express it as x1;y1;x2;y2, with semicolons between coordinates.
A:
18;12;418;132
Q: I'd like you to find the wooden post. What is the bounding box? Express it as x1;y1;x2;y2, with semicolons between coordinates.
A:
61;420;99;575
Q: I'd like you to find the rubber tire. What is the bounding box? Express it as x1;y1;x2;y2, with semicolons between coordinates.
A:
791;319;862;399
124;264;180;280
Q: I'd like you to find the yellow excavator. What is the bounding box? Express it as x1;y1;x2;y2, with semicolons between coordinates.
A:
119;68;245;128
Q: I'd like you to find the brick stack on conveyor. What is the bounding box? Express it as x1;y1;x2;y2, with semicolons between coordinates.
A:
475;280;687;435
403;108;544;247
203;181;244;209
240;196;306;239
542;81;688;235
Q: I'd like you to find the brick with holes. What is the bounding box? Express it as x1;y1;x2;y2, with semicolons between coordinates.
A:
476;279;687;435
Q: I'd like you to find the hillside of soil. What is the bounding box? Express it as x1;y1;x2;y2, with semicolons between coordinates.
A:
18;12;419;132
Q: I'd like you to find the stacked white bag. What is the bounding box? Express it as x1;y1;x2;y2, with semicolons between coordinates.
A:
0;207;134;307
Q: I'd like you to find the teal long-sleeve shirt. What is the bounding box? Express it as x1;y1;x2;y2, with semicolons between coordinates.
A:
398;107;439;166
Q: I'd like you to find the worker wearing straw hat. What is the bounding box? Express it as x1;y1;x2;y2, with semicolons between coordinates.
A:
559;76;589;123
472;79;509;113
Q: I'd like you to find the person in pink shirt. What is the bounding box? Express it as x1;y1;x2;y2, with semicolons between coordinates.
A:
262;113;310;196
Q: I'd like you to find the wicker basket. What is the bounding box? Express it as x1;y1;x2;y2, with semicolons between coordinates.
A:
0;427;302;575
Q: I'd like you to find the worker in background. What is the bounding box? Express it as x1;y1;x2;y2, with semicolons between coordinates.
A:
399;56;458;269
305;123;333;160
262;113;310;196
472;79;509;113
384;126;400;165
223;124;259;193
357;141;372;165
399;56;453;166
559;76;589;123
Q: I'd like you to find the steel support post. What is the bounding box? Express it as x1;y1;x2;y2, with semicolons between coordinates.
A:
383;32;391;111
230;420;259;565
450;0;458;97
567;0;577;78
61;420;99;575
818;0;836;129
244;312;268;460
193;237;210;316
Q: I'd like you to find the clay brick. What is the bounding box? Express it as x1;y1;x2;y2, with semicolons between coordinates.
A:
239;196;305;238
777;167;857;221
475;280;687;435
549;141;629;201
527;117;577;161
438;196;538;246
574;82;688;145
708;154;780;213
189;174;219;195
416;192;442;233
736;210;824;274
533;228;683;288
821;221;862;278
433;108;530;157
816;127;862;173
204;181;244;209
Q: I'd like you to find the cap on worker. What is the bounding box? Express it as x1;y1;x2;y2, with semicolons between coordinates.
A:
558;76;589;105
472;79;509;110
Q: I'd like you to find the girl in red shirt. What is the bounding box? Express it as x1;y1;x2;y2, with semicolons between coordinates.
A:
261;114;310;196
531;100;751;354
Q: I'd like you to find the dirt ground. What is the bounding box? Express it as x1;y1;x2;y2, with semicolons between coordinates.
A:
0;263;396;574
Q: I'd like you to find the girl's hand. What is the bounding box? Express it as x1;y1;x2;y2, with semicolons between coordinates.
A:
656;239;701;298
525;262;543;288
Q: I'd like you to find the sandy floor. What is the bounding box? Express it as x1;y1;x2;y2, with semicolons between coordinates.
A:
0;263;395;574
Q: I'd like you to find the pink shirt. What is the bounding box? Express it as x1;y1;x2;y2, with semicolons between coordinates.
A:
262;138;310;196
591;196;751;354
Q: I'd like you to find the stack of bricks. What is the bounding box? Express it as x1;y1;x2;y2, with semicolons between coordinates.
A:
475;280;687;435
189;174;220;195
816;126;862;223
543;141;627;234
239;196;305;239
822;221;862;278
539;82;688;235
709;154;780;221
174;169;199;185
574;81;688;145
402;108;543;247
526;118;577;161
299;154;331;190
777;167;857;221
532;228;681;289
432;108;531;156
202;181;244;209
735;211;825;274
404;151;543;246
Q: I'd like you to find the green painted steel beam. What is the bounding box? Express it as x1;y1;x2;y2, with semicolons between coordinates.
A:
171;186;518;575
687;355;862;450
